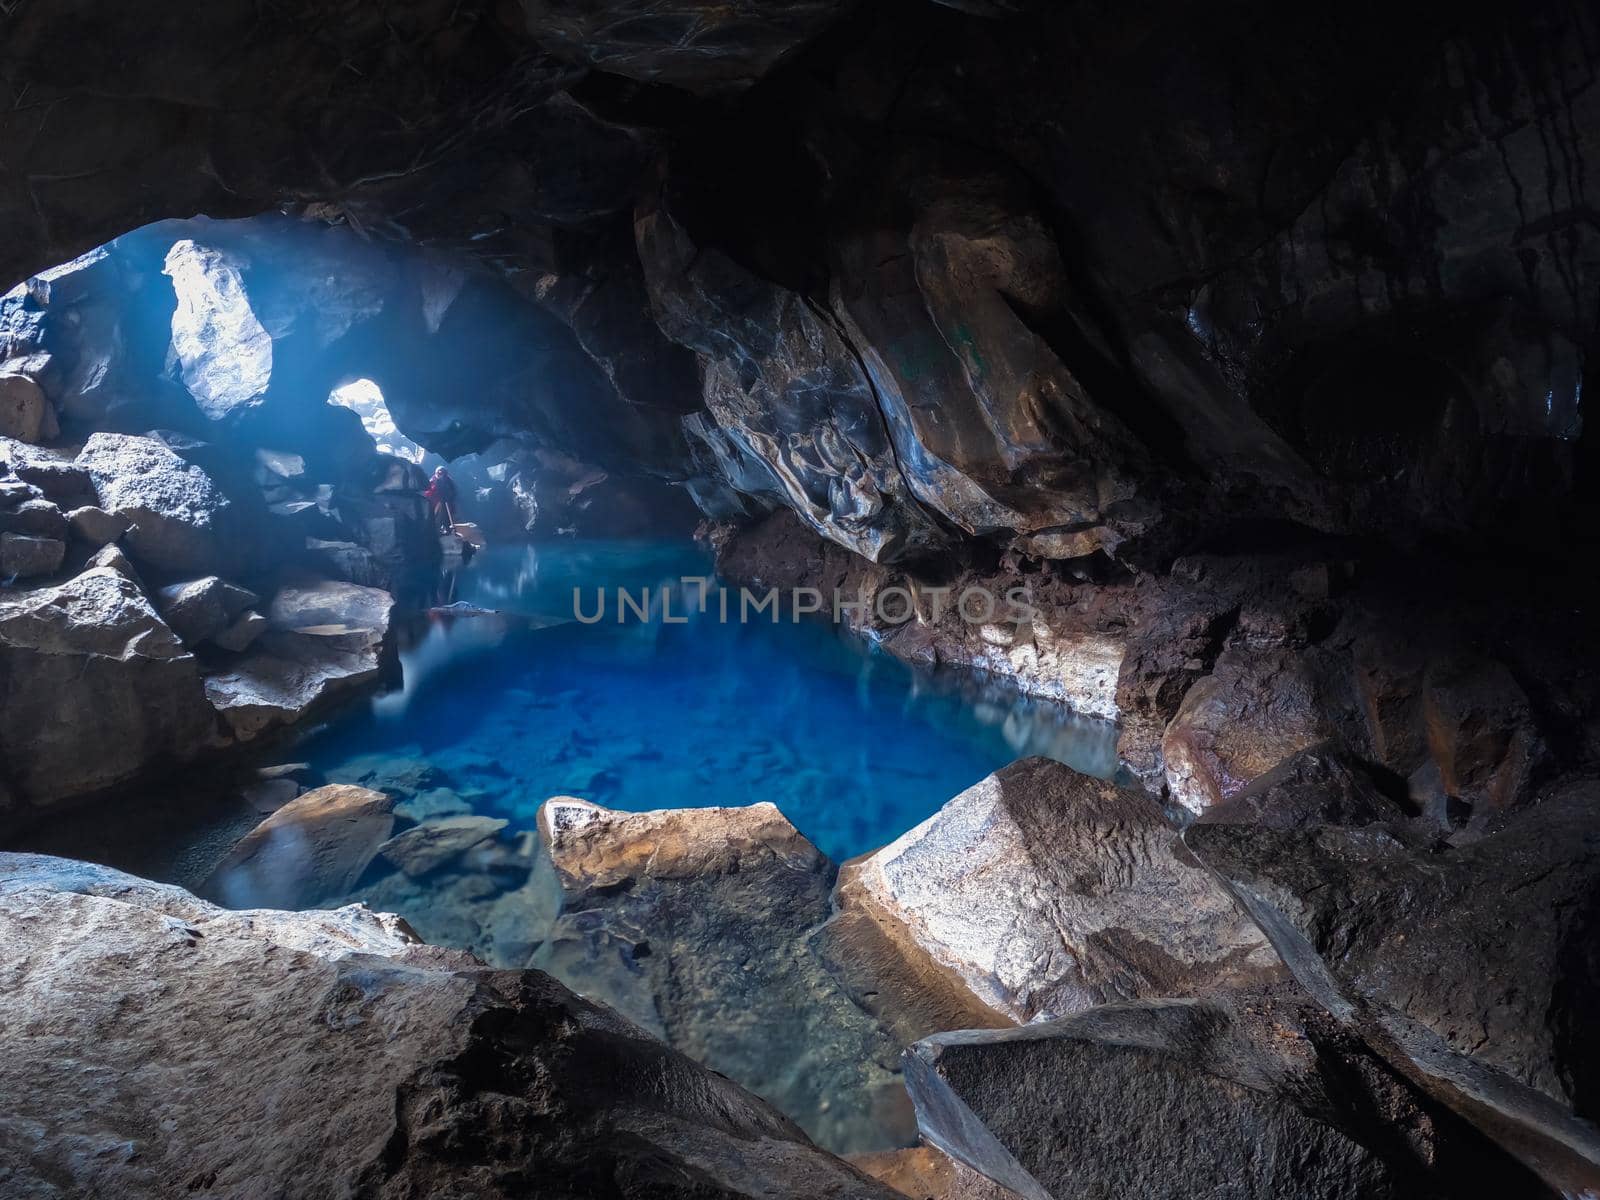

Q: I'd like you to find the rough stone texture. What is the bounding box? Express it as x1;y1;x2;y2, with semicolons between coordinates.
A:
0;371;57;443
0;852;902;1200
536;797;914;1154
267;577;393;644
212;608;268;653
379;814;509;877
850;1145;1026;1200
154;575;259;645
64;504;131;547
0;532;64;579
74;433;239;575
836;758;1281;1027
1187;778;1600;1120
903;992;1540;1200
162;239;274;419
201;783;395;909
0;498;68;540
0;567;217;814
203;628;389;741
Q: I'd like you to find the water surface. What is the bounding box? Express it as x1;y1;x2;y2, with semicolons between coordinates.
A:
299;540;1118;860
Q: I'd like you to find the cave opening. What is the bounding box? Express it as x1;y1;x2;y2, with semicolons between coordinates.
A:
2;1;1599;1195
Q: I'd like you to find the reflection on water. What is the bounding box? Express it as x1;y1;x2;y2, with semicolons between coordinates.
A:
300;541;1119;861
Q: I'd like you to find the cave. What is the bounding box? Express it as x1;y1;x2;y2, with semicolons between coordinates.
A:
1;2;1598;1198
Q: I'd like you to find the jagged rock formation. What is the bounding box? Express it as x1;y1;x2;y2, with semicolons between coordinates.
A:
0;852;900;1200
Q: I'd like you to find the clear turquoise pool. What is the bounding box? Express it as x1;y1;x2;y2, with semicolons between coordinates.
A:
298;540;1118;861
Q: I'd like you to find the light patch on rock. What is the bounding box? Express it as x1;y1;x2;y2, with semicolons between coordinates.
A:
162;240;273;418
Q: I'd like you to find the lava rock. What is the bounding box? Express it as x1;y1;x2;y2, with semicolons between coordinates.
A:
0;852;899;1200
536;796;913;1154
65;504;133;546
0;497;68;540
0;532;64;579
379;814;509;878
74;432;239;574
211;607;268;652
203;627;389;742
1186;777;1600;1116
831;758;1282;1031
0;567;215;813
0;370;58;442
201;783;396;909
155;575;259;645
267;577;393;645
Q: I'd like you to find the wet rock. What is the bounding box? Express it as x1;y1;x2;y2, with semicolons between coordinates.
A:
833;758;1281;1030
1163;646;1334;818
1186;777;1600;1116
0;567;215;812
75;432;238;574
327;753;449;797
65;504;132;546
379;814;509;878
0;532;65;578
154;575;259;645
201;783;395;909
850;1145;1026;1200
163;240;274;419
903;993;1522;1200
0;852;899;1200
0;370;58;442
536;797;912;1154
394;786;473;822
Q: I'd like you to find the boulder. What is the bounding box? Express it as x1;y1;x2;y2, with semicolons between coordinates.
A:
0;497;68;539
0;370;58;442
1163;647;1334;818
379;814;509;877
903;993;1537;1200
65;504;133;546
0;852;900;1200
535;797;912;1154
155;576;259;645
1186;777;1600;1118
0;532;64;578
212;608;268;652
74;432;238;574
86;542;142;583
201;783;396;909
203;628;388;741
0;567;215;810
1193;743;1410;830
830;758;1281;1032
267;577;393;645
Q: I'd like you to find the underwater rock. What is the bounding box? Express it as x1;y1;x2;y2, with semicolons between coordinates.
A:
902;992;1523;1200
536;797;913;1154
75;432;239;574
834;758;1281;1029
201;783;395;909
0;531;65;578
0;852;898;1200
0;567;215;814
379;814;509;878
155;575;259;645
1186;776;1600;1118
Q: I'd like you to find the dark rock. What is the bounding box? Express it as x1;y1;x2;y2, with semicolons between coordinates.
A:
1186;778;1600;1117
65;504;132;546
0;567;216;813
0;497;68;540
535;796;913;1154
201;783;396;909
0;370;58;442
0;532;64;579
379;814;509;878
0;852;900;1200
1194;743;1410;830
155;576;259;645
212;608;268;653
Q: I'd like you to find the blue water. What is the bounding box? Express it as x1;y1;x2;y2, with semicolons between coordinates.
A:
296;541;1119;861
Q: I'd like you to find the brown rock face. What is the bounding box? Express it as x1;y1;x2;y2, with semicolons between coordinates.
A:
536;797;914;1154
0;852;901;1200
201;783;396;909
832;758;1283;1028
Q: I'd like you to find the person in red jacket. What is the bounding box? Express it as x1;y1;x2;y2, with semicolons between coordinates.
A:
423;465;458;532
